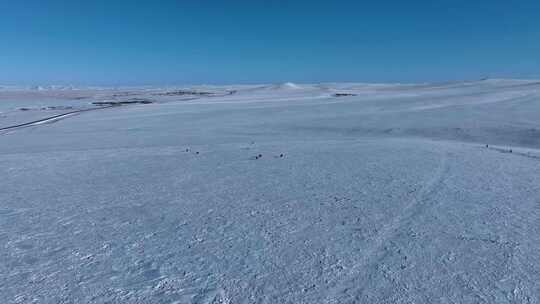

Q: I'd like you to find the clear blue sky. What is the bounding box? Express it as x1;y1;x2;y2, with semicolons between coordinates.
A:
1;0;539;85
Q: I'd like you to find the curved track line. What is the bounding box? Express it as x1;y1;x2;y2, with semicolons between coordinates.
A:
327;151;450;301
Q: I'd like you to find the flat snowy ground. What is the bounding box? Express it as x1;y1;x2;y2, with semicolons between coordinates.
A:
1;80;540;303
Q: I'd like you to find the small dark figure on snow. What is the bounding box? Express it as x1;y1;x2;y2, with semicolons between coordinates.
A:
280;154;284;158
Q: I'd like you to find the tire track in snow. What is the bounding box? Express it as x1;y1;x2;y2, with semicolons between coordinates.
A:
327;150;450;301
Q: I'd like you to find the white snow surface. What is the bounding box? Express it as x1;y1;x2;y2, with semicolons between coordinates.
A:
1;79;540;303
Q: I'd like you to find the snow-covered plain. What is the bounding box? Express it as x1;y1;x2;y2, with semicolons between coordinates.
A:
1;79;540;303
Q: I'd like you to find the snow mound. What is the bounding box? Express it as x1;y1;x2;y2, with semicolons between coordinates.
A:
281;82;301;89
266;82;302;90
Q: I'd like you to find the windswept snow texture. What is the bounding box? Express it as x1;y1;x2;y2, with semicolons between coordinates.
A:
1;80;540;303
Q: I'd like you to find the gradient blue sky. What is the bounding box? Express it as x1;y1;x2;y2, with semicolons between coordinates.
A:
1;0;539;85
